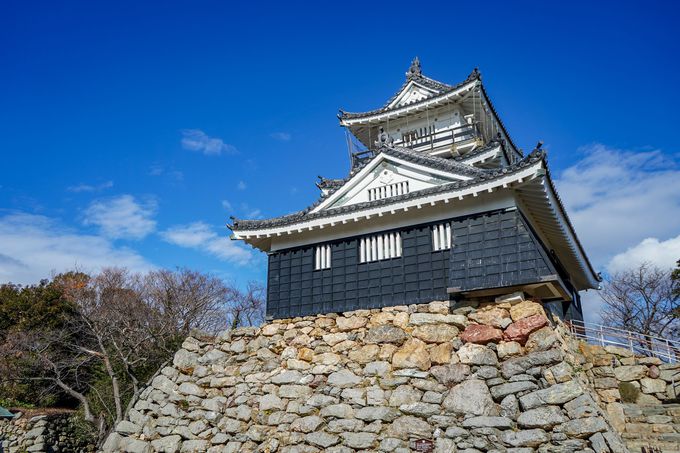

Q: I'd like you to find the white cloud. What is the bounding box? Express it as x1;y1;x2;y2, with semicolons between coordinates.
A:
67;181;114;193
237;181;247;190
149;165;184;181
0;212;153;284
555;144;680;323
555;144;680;268
160;222;254;265
83;195;157;240
270;132;291;141
221;200;233;210
181;129;236;156
607;235;680;274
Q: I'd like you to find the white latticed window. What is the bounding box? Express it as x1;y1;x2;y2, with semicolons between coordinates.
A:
359;232;402;263
432;222;452;251
314;244;331;270
367;181;409;201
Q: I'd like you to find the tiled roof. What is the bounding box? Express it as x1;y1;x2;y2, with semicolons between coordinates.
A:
321;145;485;203
338;69;481;120
230;148;545;232
315;177;345;190
452;141;503;162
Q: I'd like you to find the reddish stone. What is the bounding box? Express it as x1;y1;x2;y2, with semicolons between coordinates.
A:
647;365;660;379
504;314;548;344
460;324;503;345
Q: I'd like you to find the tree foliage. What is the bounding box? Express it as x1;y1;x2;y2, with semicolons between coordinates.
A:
0;267;265;442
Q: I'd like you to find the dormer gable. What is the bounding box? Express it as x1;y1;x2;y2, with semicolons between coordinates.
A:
386;80;441;109
311;149;477;213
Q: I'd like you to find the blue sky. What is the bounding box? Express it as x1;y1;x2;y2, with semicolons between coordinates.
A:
1;1;679;318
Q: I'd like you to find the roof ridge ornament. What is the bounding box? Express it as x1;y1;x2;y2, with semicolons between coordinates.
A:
406;56;422;79
466;67;482;82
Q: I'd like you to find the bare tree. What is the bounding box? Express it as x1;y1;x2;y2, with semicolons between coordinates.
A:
1;267;264;442
600;262;679;340
226;281;266;329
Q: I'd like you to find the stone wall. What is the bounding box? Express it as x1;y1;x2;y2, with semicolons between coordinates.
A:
0;412;95;453
573;340;679;405
621;404;680;452
556;334;680;452
102;298;633;453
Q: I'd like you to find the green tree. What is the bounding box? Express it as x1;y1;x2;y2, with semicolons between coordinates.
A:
0;275;86;407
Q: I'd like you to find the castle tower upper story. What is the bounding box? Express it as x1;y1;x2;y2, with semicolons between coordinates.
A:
339;58;521;169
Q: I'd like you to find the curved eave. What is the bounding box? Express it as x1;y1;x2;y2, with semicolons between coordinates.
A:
516;175;600;291
477;83;522;161
457;144;504;167
339;79;479;125
231;157;545;250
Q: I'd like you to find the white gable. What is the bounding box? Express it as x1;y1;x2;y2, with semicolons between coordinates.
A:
311;153;473;213
387;81;439;109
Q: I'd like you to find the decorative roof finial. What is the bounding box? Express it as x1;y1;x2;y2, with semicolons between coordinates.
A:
406;56;422;78
536;141;544;150
467;67;481;81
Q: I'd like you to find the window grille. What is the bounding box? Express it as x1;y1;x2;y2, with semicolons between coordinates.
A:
359;232;402;263
367;181;409;201
431;222;452;251
314;244;331;270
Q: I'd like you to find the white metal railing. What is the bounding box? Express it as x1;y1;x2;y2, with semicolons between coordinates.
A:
565;319;680;363
392;122;480;152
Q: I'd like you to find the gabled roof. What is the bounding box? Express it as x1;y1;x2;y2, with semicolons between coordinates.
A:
230;148;541;232
310;146;482;213
311;145;487;208
338;63;481;121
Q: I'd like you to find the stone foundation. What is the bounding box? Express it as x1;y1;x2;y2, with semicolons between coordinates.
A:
620;404;680;452
102;298;637;453
0;412;95;453
558;333;680;452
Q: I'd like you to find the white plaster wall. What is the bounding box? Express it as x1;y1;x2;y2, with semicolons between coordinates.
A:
269;191;516;251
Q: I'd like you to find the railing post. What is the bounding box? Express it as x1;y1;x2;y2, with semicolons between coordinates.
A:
599;325;604;347
629;333;634;353
667;339;673;364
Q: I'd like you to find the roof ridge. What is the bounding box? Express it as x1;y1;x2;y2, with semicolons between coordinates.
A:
340;68;480;120
382;146;483;176
452;140;503;162
231;149;545;231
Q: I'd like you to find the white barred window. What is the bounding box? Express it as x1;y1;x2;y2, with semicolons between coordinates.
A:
367;181;409;201
431;223;452;251
359;232;402;263
314;244;331;270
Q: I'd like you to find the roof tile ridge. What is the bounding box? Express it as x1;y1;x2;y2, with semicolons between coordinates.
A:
340;72;479;120
384;145;484;176
452;141;502;161
232;148;545;231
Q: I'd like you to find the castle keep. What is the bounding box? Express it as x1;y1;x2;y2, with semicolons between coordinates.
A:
230;58;600;321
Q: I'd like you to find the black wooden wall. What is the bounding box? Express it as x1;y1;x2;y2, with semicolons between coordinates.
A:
266;208;580;320
266;222;449;319
448;209;557;292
